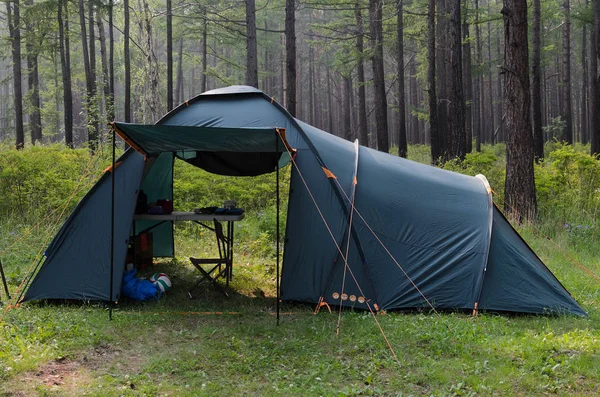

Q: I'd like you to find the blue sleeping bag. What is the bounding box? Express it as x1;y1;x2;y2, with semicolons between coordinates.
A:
121;269;160;301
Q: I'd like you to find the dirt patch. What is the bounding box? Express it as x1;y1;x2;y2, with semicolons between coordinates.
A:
4;345;142;396
30;356;81;387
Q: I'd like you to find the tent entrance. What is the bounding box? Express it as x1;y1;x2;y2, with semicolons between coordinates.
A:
111;123;292;321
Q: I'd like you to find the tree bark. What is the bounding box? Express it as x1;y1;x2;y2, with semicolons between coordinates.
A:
355;2;369;147
428;0;439;164
58;0;73;147
96;8;110;114
532;0;544;161
124;0;131;122
561;0;573;143
445;0;466;160
487;2;495;145
343;75;352;140
175;37;184;104
474;0;482;151
462;2;473;153
502;0;537;220
108;0;114;121
396;0;407;158
200;9;207;93
245;0;258;87
592;0;600;155
87;1;98;147
166;0;173;111
581;4;588;144
409;49;420;144
25;0;42;144
368;0;389;153
6;0;24;149
285;0;296;116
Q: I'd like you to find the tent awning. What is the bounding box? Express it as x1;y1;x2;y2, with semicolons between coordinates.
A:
112;122;294;176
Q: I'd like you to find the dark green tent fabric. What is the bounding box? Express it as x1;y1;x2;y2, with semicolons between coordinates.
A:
136;152;174;257
113;123;284;154
478;207;586;315
22;85;586;316
24;150;144;301
113;123;291;176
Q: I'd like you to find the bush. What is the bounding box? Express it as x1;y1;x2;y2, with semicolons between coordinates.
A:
0;144;108;221
441;145;506;195
535;144;600;229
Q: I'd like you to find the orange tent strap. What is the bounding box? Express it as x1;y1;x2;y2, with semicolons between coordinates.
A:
322;167;336;179
270;97;274;104
353;176;358;185
185;100;189;106
276;128;297;156
110;123;147;156
315;300;332;314
104;161;123;173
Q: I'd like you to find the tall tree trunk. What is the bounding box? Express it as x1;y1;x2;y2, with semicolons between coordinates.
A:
78;0;93;147
308;42;314;124
88;2;99;147
96;8;110;122
561;0;572;143
245;0;258;87
6;0;24;149
355;2;369;147
496;0;504;142
108;0;114;121
124;0;131;122
487;2;495;145
175;37;184;104
582;7;588;144
368;0;389;153
532;0;544;161
502;0;537;220
428;0;439;164
441;0;466;161
462;2;473;153
200;10;207;93
58;0;73;147
327;66;333;133
285;0;296;116
25;0;42;144
343;75;352;140
396;0;407;158
592;0;600;155
474;0;482;151
166;0;173;111
409;49;420;144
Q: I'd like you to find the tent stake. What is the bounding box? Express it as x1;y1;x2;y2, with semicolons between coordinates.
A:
276;129;280;325
109;126;116;321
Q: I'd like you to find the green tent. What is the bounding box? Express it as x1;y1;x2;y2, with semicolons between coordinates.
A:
22;86;586;316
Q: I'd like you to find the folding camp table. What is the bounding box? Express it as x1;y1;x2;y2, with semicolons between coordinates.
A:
132;212;244;298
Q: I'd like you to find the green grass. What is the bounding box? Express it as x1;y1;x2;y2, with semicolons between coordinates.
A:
1;143;600;395
1;224;600;396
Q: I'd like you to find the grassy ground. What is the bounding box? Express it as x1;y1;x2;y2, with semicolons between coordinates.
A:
1;227;599;397
1;143;600;396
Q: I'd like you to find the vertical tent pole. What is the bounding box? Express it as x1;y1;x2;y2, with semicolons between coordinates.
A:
0;259;10;300
276;129;280;325
109;126;116;320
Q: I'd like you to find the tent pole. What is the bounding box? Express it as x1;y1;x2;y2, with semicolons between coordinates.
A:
276;129;280;325
109;126;116;321
0;259;10;300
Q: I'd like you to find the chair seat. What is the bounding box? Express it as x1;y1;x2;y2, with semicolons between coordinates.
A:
190;257;226;265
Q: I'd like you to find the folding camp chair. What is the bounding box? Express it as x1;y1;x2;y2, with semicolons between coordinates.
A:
188;220;232;298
